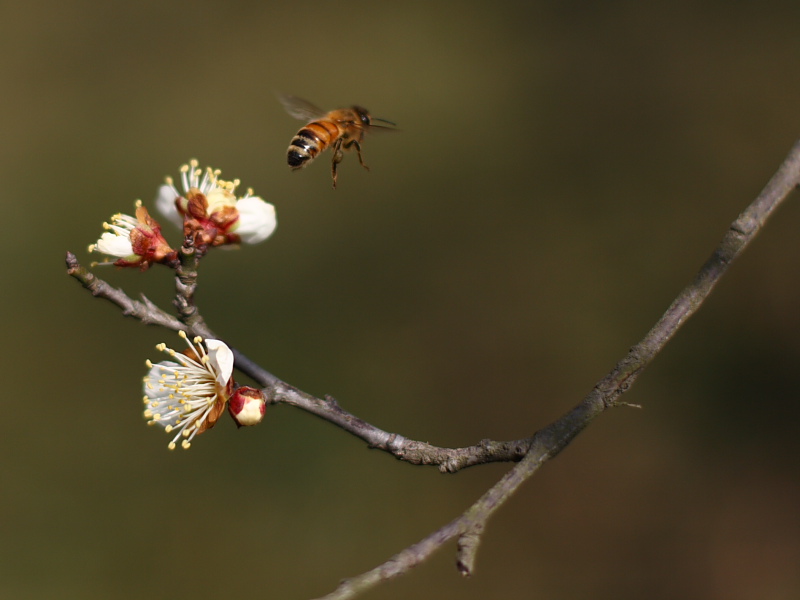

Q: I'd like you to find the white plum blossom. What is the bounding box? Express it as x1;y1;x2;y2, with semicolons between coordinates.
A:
88;201;175;268
143;331;235;450
155;160;277;246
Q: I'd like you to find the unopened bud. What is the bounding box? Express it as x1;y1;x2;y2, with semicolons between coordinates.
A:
228;387;266;428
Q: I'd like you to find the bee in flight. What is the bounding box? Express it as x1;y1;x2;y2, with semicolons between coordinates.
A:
279;94;396;189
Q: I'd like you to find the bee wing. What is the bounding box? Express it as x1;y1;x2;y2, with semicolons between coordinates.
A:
277;94;328;122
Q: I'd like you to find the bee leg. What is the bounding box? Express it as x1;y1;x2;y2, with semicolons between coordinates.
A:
331;138;344;189
349;140;370;171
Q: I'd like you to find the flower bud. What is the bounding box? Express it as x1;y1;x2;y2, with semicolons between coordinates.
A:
228;387;266;428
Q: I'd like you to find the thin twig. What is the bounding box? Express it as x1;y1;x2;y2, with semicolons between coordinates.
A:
66;252;183;330
267;382;531;471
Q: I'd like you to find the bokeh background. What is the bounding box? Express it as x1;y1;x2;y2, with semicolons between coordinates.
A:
3;1;800;598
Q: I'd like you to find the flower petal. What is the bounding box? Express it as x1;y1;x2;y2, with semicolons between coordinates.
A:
155;183;184;228
95;231;135;258
204;339;234;386
234;196;277;244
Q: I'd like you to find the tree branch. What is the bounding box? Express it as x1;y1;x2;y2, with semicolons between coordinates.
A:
310;139;800;599
64;259;529;470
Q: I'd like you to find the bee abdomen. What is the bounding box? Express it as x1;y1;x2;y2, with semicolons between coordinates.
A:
286;121;340;169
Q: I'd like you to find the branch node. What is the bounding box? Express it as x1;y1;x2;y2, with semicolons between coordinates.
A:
440;457;461;474
455;522;485;577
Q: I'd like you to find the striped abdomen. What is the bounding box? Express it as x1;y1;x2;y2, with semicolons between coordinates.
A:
287;120;342;169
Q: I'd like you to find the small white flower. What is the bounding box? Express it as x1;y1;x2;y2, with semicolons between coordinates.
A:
143;331;234;450
155;160;277;245
88;201;176;268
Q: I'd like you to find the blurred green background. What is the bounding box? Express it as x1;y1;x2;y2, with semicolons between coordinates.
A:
3;0;800;598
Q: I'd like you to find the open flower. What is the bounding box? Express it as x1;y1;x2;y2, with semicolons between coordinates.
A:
88;201;176;269
155;160;276;247
143;331;235;450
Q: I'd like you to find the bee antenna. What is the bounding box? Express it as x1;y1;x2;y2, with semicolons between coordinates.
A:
372;117;396;126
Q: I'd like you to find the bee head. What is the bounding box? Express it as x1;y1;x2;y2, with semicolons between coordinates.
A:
352;106;371;126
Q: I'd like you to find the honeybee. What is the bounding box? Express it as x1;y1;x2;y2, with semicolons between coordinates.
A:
279;94;395;189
